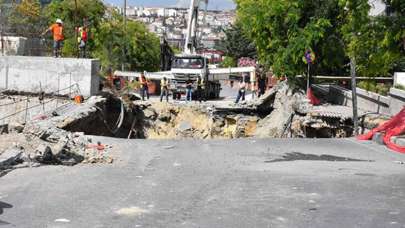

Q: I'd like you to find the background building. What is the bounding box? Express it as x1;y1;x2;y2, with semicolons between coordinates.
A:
117;6;235;51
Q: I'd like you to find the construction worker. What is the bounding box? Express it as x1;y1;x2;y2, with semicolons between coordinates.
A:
42;19;64;57
105;68;121;90
140;73;149;101
257;75;266;98
105;68;114;88
160;77;169;102
235;78;246;104
196;76;205;102
77;26;88;58
186;78;193;101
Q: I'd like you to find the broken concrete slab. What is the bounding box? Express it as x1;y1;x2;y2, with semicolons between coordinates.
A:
0;147;23;167
255;82;306;138
14;96;110;167
143;108;157;120
34;144;54;164
7;122;24;133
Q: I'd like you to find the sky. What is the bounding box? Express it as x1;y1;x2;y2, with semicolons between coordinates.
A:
104;0;236;10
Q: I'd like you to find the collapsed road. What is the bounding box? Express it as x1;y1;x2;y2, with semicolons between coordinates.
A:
0;81;391;176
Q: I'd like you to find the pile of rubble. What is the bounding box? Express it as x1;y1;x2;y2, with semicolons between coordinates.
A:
0;96;113;177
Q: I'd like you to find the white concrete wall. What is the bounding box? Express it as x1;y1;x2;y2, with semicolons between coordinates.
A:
394;72;405;87
0;36;27;56
389;88;405;115
330;85;391;115
328;85;405;116
0;56;100;97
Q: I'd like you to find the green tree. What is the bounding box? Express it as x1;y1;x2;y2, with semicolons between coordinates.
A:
235;0;345;79
220;56;237;67
8;0;46;38
92;11;160;72
387;0;405;72
44;0;105;57
217;23;257;60
43;0;160;71
340;0;404;77
236;0;404;80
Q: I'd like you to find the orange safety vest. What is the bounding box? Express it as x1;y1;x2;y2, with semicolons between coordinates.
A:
49;23;64;41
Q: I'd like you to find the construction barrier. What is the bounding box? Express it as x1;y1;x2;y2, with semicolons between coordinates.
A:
307;88;321;105
358;107;405;153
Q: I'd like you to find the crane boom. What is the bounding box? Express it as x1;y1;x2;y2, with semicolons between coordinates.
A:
184;0;208;54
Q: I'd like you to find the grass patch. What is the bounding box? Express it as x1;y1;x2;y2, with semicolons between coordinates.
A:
358;80;391;96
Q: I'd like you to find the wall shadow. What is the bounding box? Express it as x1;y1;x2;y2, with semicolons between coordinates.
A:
0;201;13;226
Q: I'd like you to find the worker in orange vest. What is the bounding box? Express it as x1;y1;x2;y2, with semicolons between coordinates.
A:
140;73;149;101
42;19;64;57
77;26;88;58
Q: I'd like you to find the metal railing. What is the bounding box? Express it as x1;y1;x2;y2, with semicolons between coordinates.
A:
0;83;81;125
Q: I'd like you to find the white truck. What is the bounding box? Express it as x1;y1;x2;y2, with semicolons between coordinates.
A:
170;54;221;100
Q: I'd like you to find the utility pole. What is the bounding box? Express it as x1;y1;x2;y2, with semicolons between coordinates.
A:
350;57;359;135
121;0;127;71
0;5;5;56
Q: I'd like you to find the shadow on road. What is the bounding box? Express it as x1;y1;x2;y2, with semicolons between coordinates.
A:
0;201;12;226
266;152;375;163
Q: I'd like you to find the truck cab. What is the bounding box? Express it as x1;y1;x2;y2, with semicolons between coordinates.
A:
169;55;220;100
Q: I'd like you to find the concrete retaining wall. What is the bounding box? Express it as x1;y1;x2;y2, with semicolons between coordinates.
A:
0;37;27;56
326;85;404;116
329;85;391;115
389;88;405;115
394;72;405;87
0;56;100;97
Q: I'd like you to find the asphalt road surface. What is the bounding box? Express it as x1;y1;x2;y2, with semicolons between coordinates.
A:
0;138;405;228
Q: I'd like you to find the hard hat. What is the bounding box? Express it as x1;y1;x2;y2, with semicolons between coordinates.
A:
56;19;63;24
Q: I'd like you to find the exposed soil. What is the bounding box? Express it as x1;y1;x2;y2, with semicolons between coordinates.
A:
56;83;379;140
